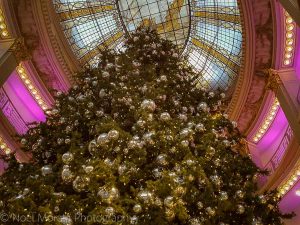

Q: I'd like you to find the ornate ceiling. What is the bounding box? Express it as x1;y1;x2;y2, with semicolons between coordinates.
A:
53;0;243;90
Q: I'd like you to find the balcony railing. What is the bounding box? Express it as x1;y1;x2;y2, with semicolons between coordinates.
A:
0;88;28;134
264;125;293;174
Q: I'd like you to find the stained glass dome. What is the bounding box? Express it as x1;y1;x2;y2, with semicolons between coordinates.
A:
53;0;243;90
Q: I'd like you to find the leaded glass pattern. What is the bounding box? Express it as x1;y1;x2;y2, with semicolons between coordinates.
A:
53;0;243;90
118;0;190;49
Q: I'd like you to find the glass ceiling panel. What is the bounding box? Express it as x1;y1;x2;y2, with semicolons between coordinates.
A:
53;0;243;90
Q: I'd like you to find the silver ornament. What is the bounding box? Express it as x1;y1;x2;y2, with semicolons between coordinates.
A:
160;112;171;121
97;133;109;146
61;166;73;183
190;218;201;225
130;216;138;224
258;195;267;204
141;99;156;112
206;207;215;216
207;146;215;157
107;129;119;140
133;204;142;213
88;140;97;155
197;201;203;209
62;152;74;164
223;140;230;147
197;102;208;112
219;191;228;201
231;121;238;128
118;164;127;175
128;140;141;149
160;75;167;81
41;165;52;176
92;80;98;86
180;128;191;138
21;138;27;145
186;159;195;166
208;92;215;98
99;89;107;98
237;204;245;214
133;36;139;42
137;190;153;203
195;123;205;132
96;110;104;117
178;114;188;121
210;175;221;186
136;119;146;128
104;158;114;167
105;207;114;215
84;166;94;174
97;187;110;201
181;140;189;147
153;168;162;178
252;218;262;225
59;215;73;225
57;138;64;145
73;176;89;192
236;190;245;199
156;154;168;166
102;71;110;78
87;102;94;108
164;196;174;207
65;126;72;133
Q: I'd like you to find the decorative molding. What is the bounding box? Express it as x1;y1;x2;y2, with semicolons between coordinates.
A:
0;3;10;38
227;0;254;122
0;88;28;134
15;0;74;92
266;69;283;93
16;62;49;111
229;0;275;134
252;98;280;143
264;125;293;175
282;9;296;66
9;37;31;62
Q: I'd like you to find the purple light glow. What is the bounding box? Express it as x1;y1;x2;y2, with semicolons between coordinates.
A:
3;71;46;133
295;26;300;79
280;180;300;215
256;108;288;166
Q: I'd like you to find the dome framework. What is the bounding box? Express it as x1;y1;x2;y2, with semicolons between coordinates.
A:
53;0;243;90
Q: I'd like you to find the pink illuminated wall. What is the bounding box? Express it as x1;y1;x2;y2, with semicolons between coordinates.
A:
1;71;46;134
256;108;289;167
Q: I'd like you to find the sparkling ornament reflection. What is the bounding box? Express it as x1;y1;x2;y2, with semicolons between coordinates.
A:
41;165;52;176
62;152;74;164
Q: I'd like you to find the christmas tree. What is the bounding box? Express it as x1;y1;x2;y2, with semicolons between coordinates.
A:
0;28;292;225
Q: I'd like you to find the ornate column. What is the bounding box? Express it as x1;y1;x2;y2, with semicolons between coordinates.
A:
278;0;300;26
267;68;300;142
0;38;30;86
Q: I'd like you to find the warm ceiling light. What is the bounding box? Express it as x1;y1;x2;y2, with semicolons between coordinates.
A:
295;189;300;196
286;39;293;45
284;59;291;65
285;53;292;59
287;24;294;31
286;17;293;24
286;32;293;38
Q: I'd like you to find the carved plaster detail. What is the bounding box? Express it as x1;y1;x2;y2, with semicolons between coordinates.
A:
266;69;282;93
236;0;275;133
9;37;31;63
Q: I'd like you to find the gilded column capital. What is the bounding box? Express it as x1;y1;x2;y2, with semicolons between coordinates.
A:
265;69;282;93
9;38;31;63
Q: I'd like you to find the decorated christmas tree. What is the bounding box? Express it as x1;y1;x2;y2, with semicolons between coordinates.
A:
0;28;292;225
